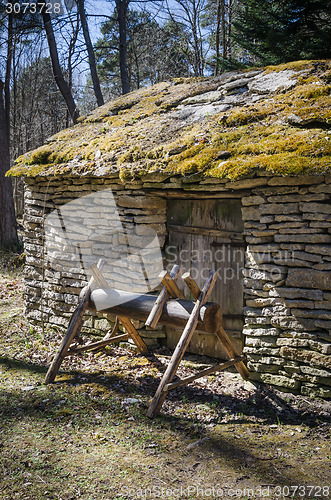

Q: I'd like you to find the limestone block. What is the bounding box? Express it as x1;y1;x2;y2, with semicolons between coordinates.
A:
309;184;331;194
268;287;323;300
241;207;260;221
285;299;315;309
268;176;322;186
243;268;285;282
310;221;331;228
249;372;301;390
267;193;327;203
274;215;303;222
247;362;280;373
271;316;317;331
315;320;331;331
273;258;311;268
245;336;278;347
254;186;298;196
263;305;291;317
279;243;305;251
244;288;270;297
243;347;280;355
259;203;299;215
283;365;301;374
247;243;280;253
291;309;331;320
305;245;331;257
280;346;331;370
290;251;322;263
244;222;267;229
302;213;331;221
279;227;321;234
260;216;274;223
286;268;331;290
301;383;331;398
299;202;331;214
249;355;284;366
228;178;267;190
276;338;310;348
241;196;265;206
251;230;277;237
269;222;305;229
300;365;331;378
275;234;331;243
246;298;280;307
116;195;165;209
244;316;273;325
315;300;331;310
243;327;278;336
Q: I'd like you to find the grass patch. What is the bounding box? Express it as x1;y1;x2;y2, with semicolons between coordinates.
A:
0;253;330;499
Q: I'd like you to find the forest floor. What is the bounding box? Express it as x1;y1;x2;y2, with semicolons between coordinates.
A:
0;251;330;500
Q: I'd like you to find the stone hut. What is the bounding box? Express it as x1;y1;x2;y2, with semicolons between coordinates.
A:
8;59;331;398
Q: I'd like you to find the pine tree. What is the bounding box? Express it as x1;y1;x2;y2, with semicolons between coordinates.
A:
234;0;331;65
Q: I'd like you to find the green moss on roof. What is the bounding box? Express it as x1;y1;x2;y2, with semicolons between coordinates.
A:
7;60;331;180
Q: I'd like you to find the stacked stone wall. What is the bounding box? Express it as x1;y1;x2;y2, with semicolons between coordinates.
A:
23;176;167;345
241;175;331;398
23;173;331;397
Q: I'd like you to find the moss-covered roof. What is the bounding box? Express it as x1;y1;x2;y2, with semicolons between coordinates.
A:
8;60;331;180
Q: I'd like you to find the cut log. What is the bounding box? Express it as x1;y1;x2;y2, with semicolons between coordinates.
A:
88;288;222;333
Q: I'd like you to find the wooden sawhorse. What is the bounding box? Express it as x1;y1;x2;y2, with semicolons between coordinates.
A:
45;260;249;417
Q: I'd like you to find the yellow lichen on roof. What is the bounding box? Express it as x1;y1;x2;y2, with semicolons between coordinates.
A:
7;60;331;180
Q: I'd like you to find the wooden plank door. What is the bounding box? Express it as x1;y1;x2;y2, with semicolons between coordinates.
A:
166;199;245;359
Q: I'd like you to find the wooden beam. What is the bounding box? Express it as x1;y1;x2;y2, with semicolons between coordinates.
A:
168;224;243;240
89;263;108;289
215;326;249;380
66;333;129;354
118;316;149;355
147;271;217;418
161;270;185;299
102;316;120;341
147;190;247;199
182;272;201;300
45;258;105;384
145;265;181;328
164;356;245;391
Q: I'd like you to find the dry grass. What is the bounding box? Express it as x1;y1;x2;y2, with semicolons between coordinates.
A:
0;252;330;499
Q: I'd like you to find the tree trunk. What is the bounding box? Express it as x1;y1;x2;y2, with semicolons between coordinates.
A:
66;9;80;127
214;0;221;75
40;2;79;124
77;0;104;106
5;9;13;135
116;0;130;94
227;0;233;60
191;6;203;76
0;81;18;250
221;0;227;59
